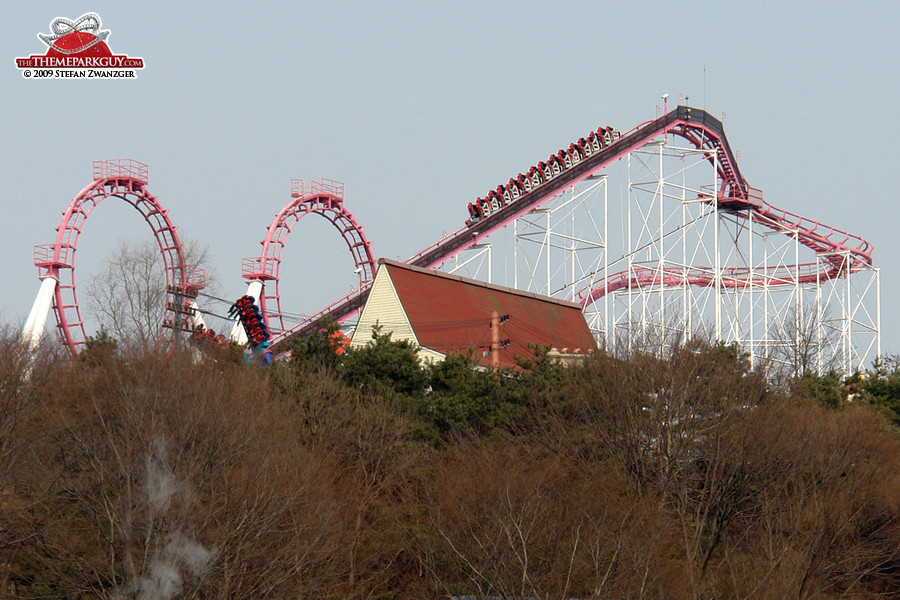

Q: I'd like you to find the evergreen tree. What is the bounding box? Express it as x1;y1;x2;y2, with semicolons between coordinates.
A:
340;324;427;397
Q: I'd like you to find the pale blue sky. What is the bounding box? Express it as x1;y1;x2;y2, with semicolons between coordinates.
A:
3;1;898;353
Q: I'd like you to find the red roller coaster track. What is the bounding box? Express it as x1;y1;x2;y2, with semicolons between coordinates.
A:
574;264;839;309
242;178;376;334
34;159;201;355
268;106;874;350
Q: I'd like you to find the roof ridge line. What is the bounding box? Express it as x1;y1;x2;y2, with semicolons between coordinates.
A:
378;258;583;309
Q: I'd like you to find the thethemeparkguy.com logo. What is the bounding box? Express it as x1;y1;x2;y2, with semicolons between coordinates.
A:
15;12;144;79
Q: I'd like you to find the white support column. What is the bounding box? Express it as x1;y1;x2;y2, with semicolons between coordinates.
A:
793;231;801;376
513;218;518;290
713;164;721;341
230;280;265;344
748;210;755;367
844;258;851;375
815;261;823;375
681;162;689;344
658;141;665;336
570;186;576;302
603;175;609;350
627;151;634;354
22;275;58;351
545;209;551;295
762;234;768;363
188;299;206;332
876;268;881;361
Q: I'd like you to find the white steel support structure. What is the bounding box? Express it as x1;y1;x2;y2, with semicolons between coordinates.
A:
435;138;878;377
617;140;880;376
607;141;721;354
510;176;609;317
447;244;492;283
21;275;59;351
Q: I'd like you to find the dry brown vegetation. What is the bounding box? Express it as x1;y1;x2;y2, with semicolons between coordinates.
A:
0;334;898;599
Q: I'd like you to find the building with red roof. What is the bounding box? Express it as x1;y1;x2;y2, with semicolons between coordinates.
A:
350;259;596;369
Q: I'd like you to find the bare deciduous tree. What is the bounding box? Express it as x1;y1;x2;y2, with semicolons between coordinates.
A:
85;239;215;347
769;303;840;380
422;438;666;600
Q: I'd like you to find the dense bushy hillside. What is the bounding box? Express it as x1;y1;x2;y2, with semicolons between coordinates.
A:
1;330;898;599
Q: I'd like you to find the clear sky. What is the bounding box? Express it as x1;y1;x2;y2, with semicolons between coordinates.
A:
3;1;899;354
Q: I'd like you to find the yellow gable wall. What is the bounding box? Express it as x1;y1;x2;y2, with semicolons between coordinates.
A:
350;265;445;365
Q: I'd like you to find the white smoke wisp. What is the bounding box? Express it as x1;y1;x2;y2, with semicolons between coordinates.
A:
163;532;215;578
144;439;181;513
137;533;216;600
112;440;216;600
137;561;181;600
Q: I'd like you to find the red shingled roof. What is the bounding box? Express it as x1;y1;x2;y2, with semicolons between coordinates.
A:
377;259;596;369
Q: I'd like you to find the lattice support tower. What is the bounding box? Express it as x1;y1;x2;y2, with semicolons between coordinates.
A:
434;137;879;377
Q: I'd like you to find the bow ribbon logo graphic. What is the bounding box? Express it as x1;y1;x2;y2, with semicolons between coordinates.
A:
37;13;110;55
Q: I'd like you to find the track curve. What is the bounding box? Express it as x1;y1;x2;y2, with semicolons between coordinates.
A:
242;179;375;334
575;264;837;309
34;160;196;355
271;106;873;350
